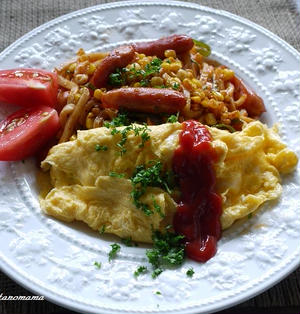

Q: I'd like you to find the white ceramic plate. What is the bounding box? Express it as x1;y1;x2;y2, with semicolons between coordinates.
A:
0;1;299;313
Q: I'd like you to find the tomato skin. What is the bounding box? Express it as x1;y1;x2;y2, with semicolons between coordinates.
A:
0;106;60;161
0;69;58;108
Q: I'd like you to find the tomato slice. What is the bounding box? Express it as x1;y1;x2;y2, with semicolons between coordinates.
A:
0;69;58;108
0;106;60;161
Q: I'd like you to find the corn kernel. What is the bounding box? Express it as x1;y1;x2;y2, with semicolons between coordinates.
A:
192;78;202;88
150;76;164;87
161;62;171;71
185;70;193;79
202;98;219;109
191;96;202;104
87;63;96;75
142;57;150;63
182;78;193;90
222;69;235;81
164;49;176;58
68;63;77;73
177;69;187;81
93;89;103;100
129;62;141;71
205;113;217;125
169;62;182;73
172;77;181;84
201;98;210;108
192;90;206;99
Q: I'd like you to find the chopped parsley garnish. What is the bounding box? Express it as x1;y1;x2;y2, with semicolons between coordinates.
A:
107;121;150;155
95;144;108;151
152;196;165;218
143;58;162;77
109;58;162;87
172;82;180;90
134;125;151;148
94;261;102;269
130;160;173;216
109;171;125;178
131;189;153;216
186;268;195;277
155;291;161;295
108;68;127;86
104;112;130;128
151;268;164;279
167;112;179;123
127;64;143;80
134;266;148;277
108;243;121;261
146;227;185;278
99;225;106;234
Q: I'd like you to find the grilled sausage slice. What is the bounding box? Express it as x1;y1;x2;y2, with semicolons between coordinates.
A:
232;76;266;117
101;87;186;114
133;35;194;58
91;45;135;88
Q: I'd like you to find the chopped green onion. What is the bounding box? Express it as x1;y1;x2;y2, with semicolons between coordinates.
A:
85;82;96;90
193;39;211;57
213;124;236;133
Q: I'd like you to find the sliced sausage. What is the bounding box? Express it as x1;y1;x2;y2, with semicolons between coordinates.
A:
91;45;135;88
101;87;186;114
232;76;266;117
133;35;194;59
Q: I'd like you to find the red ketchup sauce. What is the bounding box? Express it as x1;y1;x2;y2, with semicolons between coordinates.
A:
172;120;222;262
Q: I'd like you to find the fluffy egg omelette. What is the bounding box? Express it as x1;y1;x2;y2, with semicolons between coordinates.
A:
39;121;298;243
